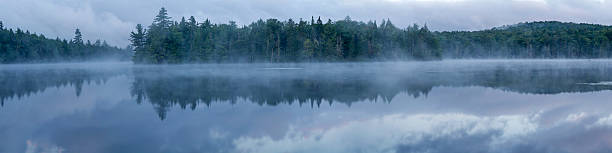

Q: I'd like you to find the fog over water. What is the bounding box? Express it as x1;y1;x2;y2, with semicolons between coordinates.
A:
2;60;612;153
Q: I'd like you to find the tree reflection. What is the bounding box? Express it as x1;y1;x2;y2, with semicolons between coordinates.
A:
130;69;435;119
1;63;611;120
130;65;612;119
0;67;126;106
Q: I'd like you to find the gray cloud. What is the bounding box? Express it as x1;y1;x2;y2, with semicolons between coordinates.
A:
1;0;612;47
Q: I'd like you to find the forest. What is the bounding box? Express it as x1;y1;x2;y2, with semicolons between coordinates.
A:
3;8;612;64
130;8;441;64
0;21;130;63
131;8;612;64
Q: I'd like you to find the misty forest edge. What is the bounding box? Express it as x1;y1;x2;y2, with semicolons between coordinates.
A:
2;8;612;64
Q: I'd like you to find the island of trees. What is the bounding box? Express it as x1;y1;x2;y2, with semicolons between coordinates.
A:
130;8;441;64
130;8;612;64
0;21;130;63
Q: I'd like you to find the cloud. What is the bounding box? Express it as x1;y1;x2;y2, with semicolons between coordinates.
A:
0;0;133;46
1;0;612;46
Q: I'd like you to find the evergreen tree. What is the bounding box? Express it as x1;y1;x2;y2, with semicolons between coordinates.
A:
72;29;83;45
130;24;147;63
153;7;172;28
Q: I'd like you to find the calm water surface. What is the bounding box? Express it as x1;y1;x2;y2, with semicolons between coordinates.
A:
2;60;612;153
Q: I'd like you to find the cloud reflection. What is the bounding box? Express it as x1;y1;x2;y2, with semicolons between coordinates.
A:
234;112;612;153
234;113;539;153
25;140;64;153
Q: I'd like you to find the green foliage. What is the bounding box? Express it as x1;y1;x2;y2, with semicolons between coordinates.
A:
0;22;131;63
132;8;441;64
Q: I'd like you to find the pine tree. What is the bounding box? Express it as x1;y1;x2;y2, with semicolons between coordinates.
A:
72;29;83;45
153;7;172;28
70;28;84;59
130;24;147;63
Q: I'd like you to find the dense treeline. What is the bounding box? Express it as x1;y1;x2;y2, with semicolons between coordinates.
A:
438;21;612;58
0;21;130;63
130;8;441;64
131;8;612;63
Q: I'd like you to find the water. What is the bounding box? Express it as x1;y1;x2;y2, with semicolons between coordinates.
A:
2;60;612;153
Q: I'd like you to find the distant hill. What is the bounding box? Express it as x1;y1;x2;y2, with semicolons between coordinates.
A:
438;21;612;58
0;21;131;63
495;21;610;31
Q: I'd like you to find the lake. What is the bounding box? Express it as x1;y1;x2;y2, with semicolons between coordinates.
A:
2;60;612;153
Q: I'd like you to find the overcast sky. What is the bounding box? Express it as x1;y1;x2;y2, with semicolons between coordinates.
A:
1;0;612;46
